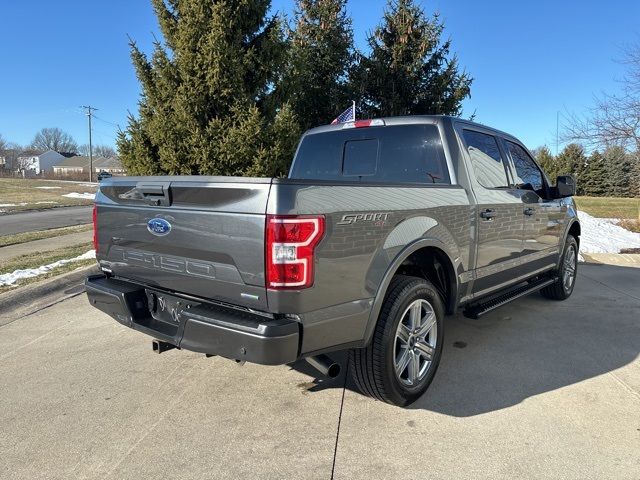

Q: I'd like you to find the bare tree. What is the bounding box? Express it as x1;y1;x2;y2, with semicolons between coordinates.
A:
30;127;78;153
0;133;6;151
78;144;116;158
564;44;640;152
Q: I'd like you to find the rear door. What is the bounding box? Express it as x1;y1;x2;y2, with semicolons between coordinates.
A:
502;140;564;273
459;129;525;295
96;177;270;310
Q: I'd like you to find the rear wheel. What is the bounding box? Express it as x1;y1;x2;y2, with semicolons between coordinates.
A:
349;275;444;407
541;235;578;300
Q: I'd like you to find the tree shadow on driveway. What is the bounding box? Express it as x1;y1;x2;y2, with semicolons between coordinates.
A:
291;263;640;417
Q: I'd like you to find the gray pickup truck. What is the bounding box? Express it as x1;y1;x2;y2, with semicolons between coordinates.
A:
86;115;580;406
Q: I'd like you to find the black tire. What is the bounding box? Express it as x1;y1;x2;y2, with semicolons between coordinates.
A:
349;275;445;407
541;235;578;300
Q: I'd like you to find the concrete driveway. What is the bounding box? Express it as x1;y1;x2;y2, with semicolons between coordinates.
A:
1;263;639;479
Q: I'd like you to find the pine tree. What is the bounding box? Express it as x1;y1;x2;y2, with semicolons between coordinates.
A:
534;146;556;181
277;0;355;130
630;153;640;198
604;146;633;197
556;144;587;195
583;151;609;197
354;0;472;117
117;0;298;176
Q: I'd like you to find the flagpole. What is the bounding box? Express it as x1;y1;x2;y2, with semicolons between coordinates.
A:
352;100;356;120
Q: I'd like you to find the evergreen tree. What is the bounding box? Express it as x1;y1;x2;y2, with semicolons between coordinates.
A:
583;151;609;197
117;0;298;176
533;146;556;181
603;146;633;197
354;0;472;117
278;0;355;130
556;143;587;195
630;153;640;198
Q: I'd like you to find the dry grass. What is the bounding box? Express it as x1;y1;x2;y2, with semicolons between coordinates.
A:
0;242;93;273
0;224;92;247
619;219;640;233
0;178;97;214
574;196;640;219
0;259;96;294
0;243;94;293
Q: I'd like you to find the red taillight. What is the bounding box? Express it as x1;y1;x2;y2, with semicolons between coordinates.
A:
92;204;98;253
266;215;325;289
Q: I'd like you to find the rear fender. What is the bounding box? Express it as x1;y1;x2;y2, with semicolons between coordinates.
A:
362;237;461;346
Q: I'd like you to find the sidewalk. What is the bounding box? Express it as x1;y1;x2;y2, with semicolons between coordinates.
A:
0;231;92;263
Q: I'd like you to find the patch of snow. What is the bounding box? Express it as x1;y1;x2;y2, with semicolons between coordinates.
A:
62;192;95;200
0;250;96;287
79;184;99;188
0;203;27;207
35;186;61;189
35;201;58;205
578;210;640;255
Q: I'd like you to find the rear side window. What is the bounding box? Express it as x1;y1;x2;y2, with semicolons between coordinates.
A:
290;125;450;185
505;141;544;191
462;130;510;189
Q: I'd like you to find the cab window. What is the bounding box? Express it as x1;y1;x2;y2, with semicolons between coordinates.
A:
505;141;544;192
462;130;510;189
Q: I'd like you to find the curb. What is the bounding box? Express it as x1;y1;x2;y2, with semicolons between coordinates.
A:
0;264;100;322
581;253;640;268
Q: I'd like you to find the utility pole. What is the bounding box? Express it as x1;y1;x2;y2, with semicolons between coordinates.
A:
81;106;98;182
556;111;560;156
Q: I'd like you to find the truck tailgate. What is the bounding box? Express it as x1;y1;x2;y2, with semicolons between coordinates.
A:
95;177;271;310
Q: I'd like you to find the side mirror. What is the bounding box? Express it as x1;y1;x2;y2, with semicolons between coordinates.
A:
555;175;576;198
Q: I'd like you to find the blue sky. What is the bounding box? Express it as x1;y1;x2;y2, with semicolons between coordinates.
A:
1;0;638;153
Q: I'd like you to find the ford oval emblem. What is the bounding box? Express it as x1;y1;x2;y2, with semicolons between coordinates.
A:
147;218;171;236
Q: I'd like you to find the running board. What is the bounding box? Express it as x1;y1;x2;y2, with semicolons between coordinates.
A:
463;277;557;319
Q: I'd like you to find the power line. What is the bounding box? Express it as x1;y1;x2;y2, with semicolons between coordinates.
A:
93;114;120;128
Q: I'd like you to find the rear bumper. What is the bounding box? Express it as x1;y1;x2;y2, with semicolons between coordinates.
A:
84;275;299;365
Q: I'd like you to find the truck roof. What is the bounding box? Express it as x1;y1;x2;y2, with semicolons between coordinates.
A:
304;114;521;145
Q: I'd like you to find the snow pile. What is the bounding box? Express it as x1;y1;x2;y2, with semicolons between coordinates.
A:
35;186;61;189
0;250;96;287
62;192;95;200
578;210;640;254
35;201;58;205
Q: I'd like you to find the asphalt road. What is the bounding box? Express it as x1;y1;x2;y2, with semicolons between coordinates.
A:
0;206;92;236
1;263;639;479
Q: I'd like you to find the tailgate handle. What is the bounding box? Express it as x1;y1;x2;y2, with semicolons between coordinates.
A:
136;182;171;207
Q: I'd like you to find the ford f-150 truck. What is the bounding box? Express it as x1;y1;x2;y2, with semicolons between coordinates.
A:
85;115;580;406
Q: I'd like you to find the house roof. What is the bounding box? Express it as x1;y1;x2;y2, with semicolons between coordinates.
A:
18;149;45;157
94;156;123;170
54;156;108;168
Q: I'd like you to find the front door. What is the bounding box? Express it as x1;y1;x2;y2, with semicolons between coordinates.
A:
503;140;563;276
460;129;525;296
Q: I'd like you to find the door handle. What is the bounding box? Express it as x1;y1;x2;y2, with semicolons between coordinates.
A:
480;209;496;220
523;207;535;216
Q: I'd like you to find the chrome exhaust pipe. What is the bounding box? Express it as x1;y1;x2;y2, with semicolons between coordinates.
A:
305;354;341;378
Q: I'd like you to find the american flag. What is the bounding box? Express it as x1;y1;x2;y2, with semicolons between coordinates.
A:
331;102;356;124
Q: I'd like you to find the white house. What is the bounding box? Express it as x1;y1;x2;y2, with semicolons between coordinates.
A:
16;149;67;175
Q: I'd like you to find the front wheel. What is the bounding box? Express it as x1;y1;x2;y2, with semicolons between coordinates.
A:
541;235;578;300
349;275;444;407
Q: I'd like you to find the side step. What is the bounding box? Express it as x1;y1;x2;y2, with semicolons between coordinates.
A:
463;277;557;319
